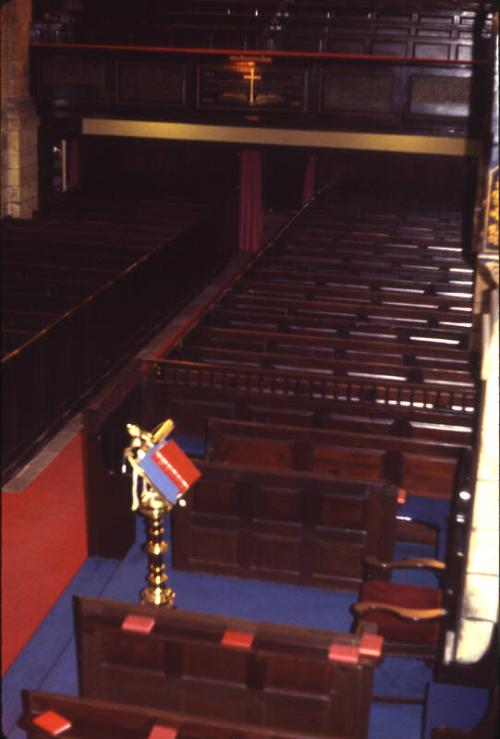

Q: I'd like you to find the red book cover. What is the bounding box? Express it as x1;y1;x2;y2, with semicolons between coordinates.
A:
328;642;360;665
221;629;255;649
32;711;72;735
359;632;384;658
121;614;156;634
153;441;202;490
148;725;178;739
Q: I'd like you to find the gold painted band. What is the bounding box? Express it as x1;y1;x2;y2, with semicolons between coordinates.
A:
82;118;481;157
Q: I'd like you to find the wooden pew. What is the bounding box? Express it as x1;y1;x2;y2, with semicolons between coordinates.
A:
183;325;475;373
3;275;104;301
141;359;476;442
172;460;399;589
209;306;473;351
173;344;475;388
80;354;471;560
75;596;380;739
222;290;473;332
252;260;473;300
249;265;473;301
3;243;135;271
1;200;232;483
21;690;320;739
205;418;467;498
259;244;468;269
2;290;83;315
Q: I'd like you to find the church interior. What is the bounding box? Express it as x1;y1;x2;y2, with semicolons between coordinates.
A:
1;1;499;737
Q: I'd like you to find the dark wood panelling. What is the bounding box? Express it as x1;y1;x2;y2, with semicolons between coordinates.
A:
21;690;325;739
116;62;186;104
321;71;394;114
1;201;232;485
197;64;307;112
172;461;398;589
205;418;465;498
30;44;489;137
75;596;378;739
38;56;104;100
48;1;493;62
409;73;472;117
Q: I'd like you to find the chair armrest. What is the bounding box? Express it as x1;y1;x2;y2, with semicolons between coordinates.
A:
353;601;447;621
364;555;446;572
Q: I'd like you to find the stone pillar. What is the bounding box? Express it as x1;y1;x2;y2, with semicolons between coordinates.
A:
1;0;39;218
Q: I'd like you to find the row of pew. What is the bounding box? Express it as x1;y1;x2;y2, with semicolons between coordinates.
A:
1;195;231;482
19;596;498;738
85;190;479;592
141;197;477;612
146;195;481;671
20;595;381;738
78;190;492;736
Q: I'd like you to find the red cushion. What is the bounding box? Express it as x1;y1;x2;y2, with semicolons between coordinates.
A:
359;580;442;645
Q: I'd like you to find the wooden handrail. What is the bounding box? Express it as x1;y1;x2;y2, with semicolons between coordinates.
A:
364;555;446;572
353;602;447;621
30;41;489;66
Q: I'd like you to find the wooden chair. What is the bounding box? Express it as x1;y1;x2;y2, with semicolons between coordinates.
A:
351;554;447;659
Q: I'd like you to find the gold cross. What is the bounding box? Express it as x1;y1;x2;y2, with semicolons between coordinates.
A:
243;65;262;106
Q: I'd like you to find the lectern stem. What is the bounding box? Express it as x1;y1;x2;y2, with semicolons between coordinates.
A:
138;495;175;608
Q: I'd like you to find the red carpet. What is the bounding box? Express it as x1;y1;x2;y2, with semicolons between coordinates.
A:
2;434;88;673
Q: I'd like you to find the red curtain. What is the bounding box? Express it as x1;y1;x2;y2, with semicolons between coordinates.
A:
68;140;80;190
238;149;263;253
302;151;318;205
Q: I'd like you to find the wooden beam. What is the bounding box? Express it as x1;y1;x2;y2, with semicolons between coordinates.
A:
82;118;481;156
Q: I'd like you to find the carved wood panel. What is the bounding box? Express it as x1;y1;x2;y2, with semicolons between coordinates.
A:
409;73;472;117
39;57;104;99
197;63;307;111
321;71;394;114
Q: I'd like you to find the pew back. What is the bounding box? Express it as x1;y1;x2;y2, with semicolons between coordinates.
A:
75;596;379;739
172;460;398;589
21;690;323;739
141;359;476;442
206;418;467;498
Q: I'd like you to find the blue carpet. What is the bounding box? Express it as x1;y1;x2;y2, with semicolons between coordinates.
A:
422;683;491;739
374;658;432;700
105;516;357;631
369;701;423;739
3;506;480;739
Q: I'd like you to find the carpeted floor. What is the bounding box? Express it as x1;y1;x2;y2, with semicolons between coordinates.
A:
3;513;431;739
4;503;490;739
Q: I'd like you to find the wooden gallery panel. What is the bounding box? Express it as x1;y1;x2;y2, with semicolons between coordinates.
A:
408;72;472;118
37;55;104;100
320;69;395;117
116;62;186;106
197;63;307;112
